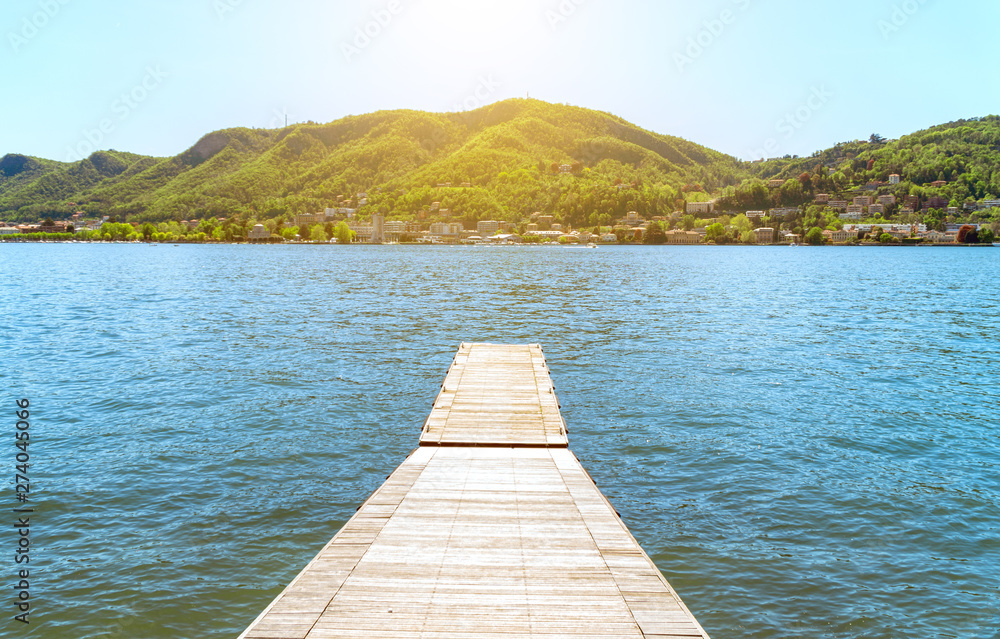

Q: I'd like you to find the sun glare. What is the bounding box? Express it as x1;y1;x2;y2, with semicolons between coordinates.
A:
415;0;541;49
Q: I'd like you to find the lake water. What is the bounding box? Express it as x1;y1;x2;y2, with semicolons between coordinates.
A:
2;243;998;638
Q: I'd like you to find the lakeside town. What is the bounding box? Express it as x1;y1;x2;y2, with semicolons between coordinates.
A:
3;173;999;246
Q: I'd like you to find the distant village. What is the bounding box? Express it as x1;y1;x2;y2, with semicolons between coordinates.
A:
228;179;1000;245
2;173;998;245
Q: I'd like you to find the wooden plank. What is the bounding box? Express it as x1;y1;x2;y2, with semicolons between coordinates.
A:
240;345;710;639
241;449;710;639
420;343;568;447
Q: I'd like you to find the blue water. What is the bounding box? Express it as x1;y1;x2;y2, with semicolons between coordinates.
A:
2;244;998;638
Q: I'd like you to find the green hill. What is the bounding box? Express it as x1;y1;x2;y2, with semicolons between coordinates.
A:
3;103;998;232
734;116;1000;209
0;99;742;228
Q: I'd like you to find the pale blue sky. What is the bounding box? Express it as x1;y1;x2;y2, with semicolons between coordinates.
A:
3;0;997;162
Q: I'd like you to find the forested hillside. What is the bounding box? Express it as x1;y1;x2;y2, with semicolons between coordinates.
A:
0;99;742;229
3;103;997;232
727;116;1000;210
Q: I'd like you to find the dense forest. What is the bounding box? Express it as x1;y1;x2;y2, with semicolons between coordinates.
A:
729;116;1000;208
2;102;998;233
0;100;739;229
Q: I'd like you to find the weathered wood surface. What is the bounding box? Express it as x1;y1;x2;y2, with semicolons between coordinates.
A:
420;343;568;448
240;344;710;639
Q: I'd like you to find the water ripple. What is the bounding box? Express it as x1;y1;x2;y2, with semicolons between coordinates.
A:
2;243;998;638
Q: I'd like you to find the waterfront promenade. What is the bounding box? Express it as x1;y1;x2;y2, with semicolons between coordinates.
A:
240;343;710;638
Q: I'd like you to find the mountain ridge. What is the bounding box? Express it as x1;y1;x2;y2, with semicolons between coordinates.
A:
1;100;998;229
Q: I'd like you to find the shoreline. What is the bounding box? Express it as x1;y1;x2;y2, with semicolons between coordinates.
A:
1;239;995;248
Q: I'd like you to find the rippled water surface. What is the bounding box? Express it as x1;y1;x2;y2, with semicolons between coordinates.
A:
3;244;998;638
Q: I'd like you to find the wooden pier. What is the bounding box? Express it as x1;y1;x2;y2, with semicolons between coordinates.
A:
240;343;710;639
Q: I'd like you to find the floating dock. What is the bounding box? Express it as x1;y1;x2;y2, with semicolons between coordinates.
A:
240;343;710;639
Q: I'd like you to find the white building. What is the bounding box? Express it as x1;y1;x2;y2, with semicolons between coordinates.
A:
535;231;565;241
770;207;801;217
490;234;522;244
384;221;406;235
832;228;855;243
622;211;644;224
477;220;500;236
348;220;373;242
753;227;774;244
840;205;864;220
295;213;319;228
429;222;464;237
687;202;715;216
844;223;926;236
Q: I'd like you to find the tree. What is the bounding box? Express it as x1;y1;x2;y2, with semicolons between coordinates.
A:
869;133;886;144
310;226;329;243
956;225;978;243
778;178;806;207
804;227;825;245
731;214;752;237
643;221;666;245
682;214;695;231
334;221;353;244
705;223;726;243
